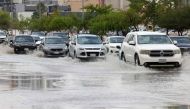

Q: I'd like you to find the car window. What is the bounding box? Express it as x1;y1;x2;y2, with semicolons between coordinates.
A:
138;35;172;44
110;37;124;43
0;32;6;36
45;38;64;44
170;37;190;44
15;36;34;42
77;36;102;44
127;35;135;43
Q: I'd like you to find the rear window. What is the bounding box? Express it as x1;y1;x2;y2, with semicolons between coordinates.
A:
15;36;34;42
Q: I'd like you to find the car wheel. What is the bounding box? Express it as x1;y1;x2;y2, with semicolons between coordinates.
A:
174;63;181;68
121;52;126;62
134;54;141;66
14;48;19;54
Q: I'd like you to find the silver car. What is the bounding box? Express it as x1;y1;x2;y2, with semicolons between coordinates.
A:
69;34;106;58
40;36;68;56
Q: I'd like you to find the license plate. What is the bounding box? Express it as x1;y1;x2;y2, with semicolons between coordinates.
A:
54;52;59;54
159;59;167;63
90;54;96;57
24;48;29;51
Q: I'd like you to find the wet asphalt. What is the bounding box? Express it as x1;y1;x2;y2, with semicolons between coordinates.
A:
0;46;190;109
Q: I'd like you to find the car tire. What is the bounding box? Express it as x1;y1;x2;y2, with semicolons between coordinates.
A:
14;48;19;54
121;52;126;62
175;63;181;68
134;54;141;66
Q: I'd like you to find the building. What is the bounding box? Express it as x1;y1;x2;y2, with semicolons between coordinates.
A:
104;0;129;10
58;0;104;12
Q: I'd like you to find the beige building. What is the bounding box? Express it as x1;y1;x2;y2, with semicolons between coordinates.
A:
58;0;104;12
105;0;130;10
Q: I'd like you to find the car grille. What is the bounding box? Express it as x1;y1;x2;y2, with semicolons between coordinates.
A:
85;48;100;50
149;50;174;57
51;49;63;51
87;52;99;56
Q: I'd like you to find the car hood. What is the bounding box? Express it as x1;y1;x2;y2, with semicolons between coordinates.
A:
78;44;104;49
138;44;179;50
45;44;66;49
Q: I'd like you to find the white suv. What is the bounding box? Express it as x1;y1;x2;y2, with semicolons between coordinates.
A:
119;31;182;67
69;34;106;58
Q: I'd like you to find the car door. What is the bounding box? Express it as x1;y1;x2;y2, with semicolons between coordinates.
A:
127;34;137;62
122;34;132;61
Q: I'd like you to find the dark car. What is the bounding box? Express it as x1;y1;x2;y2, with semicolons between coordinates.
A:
170;36;190;53
40;36;68;56
12;35;37;53
51;32;70;46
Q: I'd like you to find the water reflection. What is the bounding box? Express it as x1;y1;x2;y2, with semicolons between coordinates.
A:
165;105;190;109
1;74;63;90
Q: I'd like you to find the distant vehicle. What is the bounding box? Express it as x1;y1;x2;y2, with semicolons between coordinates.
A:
0;31;7;43
170;36;190;53
118;31;182;67
40;36;68;56
31;32;46;40
104;36;125;53
12;35;37;54
50;32;70;46
69;34;106;59
32;36;41;46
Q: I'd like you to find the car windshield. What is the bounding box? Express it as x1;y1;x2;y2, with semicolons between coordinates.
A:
45;38;64;44
0;32;5;36
138;35;172;44
53;33;68;36
77;36;102;44
110;37;124;43
170;37;190;44
15;36;34;42
33;36;40;41
32;32;45;36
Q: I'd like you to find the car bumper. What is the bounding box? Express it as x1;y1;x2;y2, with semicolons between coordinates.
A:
109;48;119;53
14;46;37;50
139;54;182;66
76;50;106;58
43;49;68;55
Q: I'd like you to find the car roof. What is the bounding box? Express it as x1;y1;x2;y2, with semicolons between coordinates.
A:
46;36;61;38
77;34;98;37
128;31;166;36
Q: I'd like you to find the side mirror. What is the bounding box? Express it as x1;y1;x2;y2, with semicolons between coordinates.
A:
173;40;178;45
116;45;121;49
103;42;106;45
129;41;136;45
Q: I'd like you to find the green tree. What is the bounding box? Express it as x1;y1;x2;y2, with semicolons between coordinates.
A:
157;7;190;36
83;4;113;30
0;11;11;30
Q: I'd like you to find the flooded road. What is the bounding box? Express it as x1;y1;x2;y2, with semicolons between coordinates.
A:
0;49;190;109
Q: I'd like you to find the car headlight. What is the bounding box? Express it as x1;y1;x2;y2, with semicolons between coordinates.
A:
173;49;181;54
140;50;150;54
